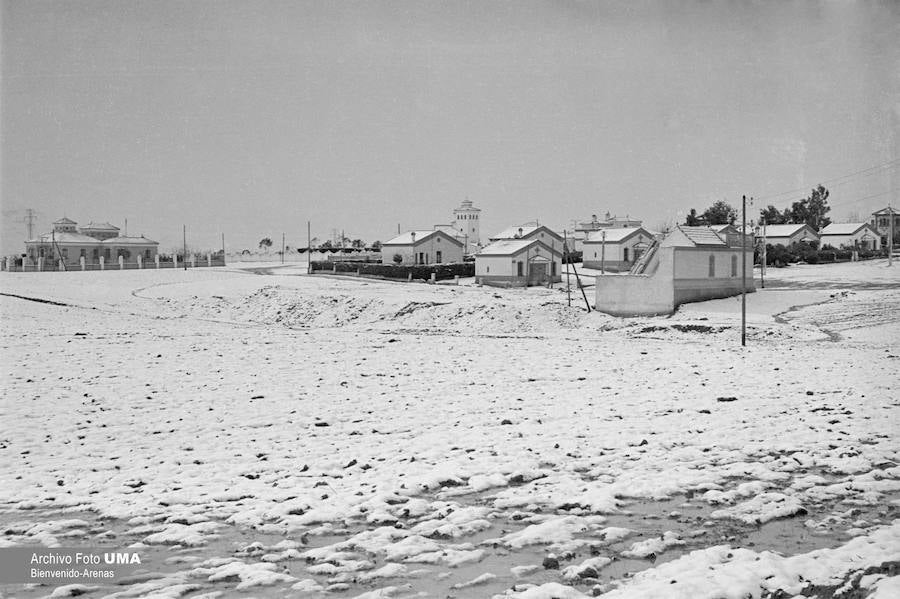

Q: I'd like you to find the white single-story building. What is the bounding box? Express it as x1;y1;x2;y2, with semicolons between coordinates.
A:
380;230;464;265
582;227;656;272
595;226;755;316
475;238;563;287
757;223;820;247
819;223;881;251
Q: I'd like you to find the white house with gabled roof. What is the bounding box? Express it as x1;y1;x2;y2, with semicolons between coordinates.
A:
380;230;464;265
582;226;656;271
475;238;563;287
819;223;881;251
758;223;819;247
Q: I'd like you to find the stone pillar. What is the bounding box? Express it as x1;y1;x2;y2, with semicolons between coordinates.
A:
207;253;212;267
118;255;124;270
99;256;105;270
407;272;412;282
173;255;178;269
191;255;196;268
38;257;44;271
454;275;459;285
4;257;9;271
137;255;143;269
80;256;86;271
155;255;160;269
430;272;436;284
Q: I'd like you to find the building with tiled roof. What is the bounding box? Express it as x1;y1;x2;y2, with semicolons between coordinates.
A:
24;218;158;268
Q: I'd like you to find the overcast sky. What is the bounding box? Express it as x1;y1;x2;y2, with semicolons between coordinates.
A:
2;0;898;253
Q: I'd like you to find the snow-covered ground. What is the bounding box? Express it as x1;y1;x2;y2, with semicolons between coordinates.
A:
1;259;898;598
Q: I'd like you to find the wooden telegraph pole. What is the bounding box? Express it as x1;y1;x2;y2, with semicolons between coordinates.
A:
183;225;187;271
741;196;747;347
564;230;572;307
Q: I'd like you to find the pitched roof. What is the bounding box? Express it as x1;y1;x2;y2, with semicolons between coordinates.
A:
382;230;462;246
761;224;818;238
28;231;100;244
584;227;650;243
81;221;120;231
477;238;560;256
101;235;159;245
490;224;540;239
820;223;875;236
52;217;77;225
676;226;726;246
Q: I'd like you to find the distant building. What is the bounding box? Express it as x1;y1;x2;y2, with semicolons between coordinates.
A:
380;230;464;265
870;207;899;248
594;226;754;316
757;223;820;247
475;238;562;287
582;227;656;271
24;217;159;268
452;199;481;253
575;212;643;233
819;223;881;251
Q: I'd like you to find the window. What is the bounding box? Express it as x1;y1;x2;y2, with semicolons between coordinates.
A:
731;255;737;277
551;261;557;276
80;249;86;258
93;249;99;259
436;250;442;263
517;261;523;277
708;255;716;277
624;248;630;262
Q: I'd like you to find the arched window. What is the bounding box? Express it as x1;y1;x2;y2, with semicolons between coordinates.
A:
708;255;716;277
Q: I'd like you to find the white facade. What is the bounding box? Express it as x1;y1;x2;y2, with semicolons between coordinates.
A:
452;199;481;252
595;226;755;316
380;230;464;265
475;239;562;287
819;223;881;250
583;227;655;271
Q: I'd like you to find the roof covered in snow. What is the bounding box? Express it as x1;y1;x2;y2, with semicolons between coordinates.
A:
477;238;561;256
27;231;101;244
760;224;818;238
584;227;651;243
100;235;159;245
52;217;77;225
382;230;463;246
490;224;563;242
81;221;120;231
820;223;875;236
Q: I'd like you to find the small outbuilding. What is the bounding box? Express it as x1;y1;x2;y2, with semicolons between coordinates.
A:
582;227;656;271
819;223;881;251
475;238;563;287
595;226;755;316
380;230;464;265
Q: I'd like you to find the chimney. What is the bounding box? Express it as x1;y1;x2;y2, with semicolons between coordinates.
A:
410;231;416;243
517;228;523;238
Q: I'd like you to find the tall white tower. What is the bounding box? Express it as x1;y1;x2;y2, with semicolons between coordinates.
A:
453;199;481;252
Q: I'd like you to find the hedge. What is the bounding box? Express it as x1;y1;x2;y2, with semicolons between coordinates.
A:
310;261;474;281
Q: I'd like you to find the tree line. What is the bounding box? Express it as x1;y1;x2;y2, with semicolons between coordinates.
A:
684;185;832;231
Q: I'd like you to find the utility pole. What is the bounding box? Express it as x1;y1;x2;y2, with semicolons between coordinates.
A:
281;232;285;264
183;225;187;270
889;205;894;267
600;230;607;274
307;221;312;275
221;233;225;257
741;196;747;347
760;217;766;289
564;230;572;307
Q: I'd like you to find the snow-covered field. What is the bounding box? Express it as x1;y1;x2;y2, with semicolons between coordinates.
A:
1;259;898;598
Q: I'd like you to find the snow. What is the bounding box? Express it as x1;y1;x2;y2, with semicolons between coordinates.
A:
1;260;898;598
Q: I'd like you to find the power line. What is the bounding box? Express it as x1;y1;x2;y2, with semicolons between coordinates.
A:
755;157;900;202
